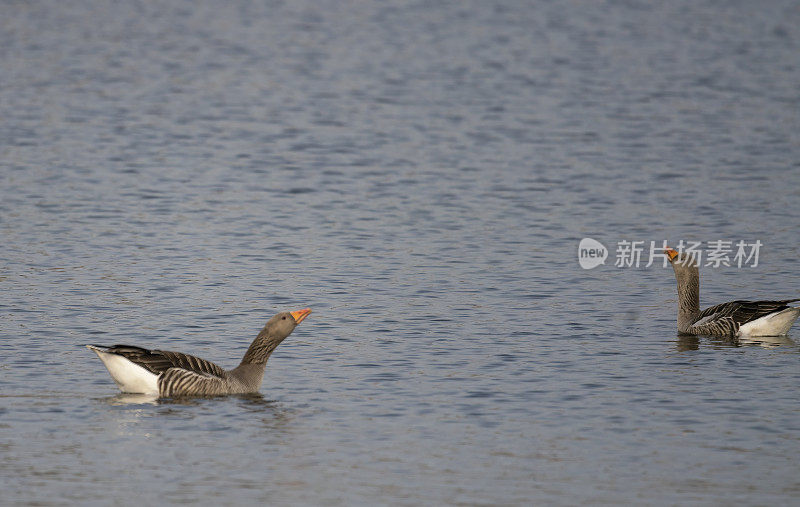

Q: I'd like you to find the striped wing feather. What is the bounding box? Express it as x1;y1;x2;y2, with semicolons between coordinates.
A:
691;299;800;336
103;345;227;378
158;368;230;397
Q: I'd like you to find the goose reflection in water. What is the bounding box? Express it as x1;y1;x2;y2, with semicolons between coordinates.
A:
676;334;796;351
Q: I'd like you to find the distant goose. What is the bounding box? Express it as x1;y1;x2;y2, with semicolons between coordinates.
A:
87;308;311;396
665;247;799;337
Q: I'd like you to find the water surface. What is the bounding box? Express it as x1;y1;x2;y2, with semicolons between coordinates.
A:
2;1;800;504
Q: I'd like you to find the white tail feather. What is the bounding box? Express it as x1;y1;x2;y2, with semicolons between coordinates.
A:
738;307;800;337
87;345;159;394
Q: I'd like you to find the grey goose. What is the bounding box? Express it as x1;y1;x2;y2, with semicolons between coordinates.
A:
665;247;799;337
87;308;311;396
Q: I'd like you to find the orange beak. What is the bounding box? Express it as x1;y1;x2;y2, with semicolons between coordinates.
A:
664;248;679;262
290;308;312;324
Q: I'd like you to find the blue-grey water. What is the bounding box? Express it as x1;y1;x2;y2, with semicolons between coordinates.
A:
2;1;800;505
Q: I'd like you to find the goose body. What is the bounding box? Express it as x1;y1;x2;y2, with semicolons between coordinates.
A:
88;308;310;396
665;248;799;338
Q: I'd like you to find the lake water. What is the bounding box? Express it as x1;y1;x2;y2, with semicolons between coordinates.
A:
2;1;800;505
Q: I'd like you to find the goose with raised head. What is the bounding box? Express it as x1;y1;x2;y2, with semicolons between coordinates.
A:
87;308;311;396
665;248;799;337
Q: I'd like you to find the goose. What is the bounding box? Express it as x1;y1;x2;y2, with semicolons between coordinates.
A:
87;308;311;396
665;247;799;337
